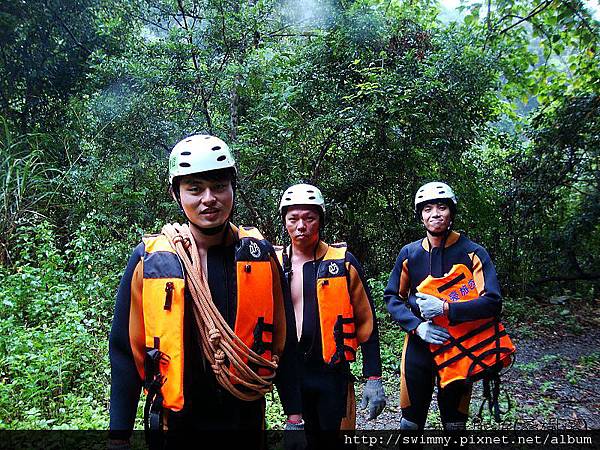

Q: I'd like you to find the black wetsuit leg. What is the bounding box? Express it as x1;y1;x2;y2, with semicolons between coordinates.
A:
399;334;436;429
437;380;472;427
301;364;348;449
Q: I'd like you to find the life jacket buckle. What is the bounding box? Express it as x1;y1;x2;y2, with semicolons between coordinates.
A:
322;279;329;286
164;282;174;310
245;264;251;273
329;315;346;366
252;317;266;354
144;347;169;391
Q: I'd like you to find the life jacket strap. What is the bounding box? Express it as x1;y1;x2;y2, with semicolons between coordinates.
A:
432;319;497;357
251;317;274;355
471;338;516;423
435;329;509;371
163;282;174;311
476;372;510;423
436;272;466;293
143;345;170;440
329;315;357;366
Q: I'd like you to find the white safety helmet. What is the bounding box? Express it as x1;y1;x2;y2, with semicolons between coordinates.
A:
279;183;326;215
168;134;235;184
414;181;457;213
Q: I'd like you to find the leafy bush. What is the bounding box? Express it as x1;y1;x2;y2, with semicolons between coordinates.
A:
0;219;138;429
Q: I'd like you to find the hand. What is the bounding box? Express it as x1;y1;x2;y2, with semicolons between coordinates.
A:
415;321;450;345
284;419;307;450
359;378;386;419
416;293;445;319
107;440;131;450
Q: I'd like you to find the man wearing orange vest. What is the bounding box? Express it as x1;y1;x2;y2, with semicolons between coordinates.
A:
276;184;386;444
384;182;510;431
108;135;302;447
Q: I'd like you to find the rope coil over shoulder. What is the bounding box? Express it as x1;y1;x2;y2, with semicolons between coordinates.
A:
162;223;278;401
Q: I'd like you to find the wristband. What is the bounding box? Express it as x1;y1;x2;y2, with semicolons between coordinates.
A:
286;419;304;425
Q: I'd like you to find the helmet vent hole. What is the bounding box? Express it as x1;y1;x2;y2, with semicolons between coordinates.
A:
212;146;221;151
181;151;191;156
439;190;445;194
179;162;191;167
306;190;314;193
185;139;192;142
308;196;316;200
285;197;291;201
204;136;210;139
287;191;293;194
216;155;226;161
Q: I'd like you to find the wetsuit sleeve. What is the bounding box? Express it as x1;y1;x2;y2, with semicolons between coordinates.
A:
109;243;145;439
384;246;422;333
447;247;502;323
270;255;302;415
346;253;382;378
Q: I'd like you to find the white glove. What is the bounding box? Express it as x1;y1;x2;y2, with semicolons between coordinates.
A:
415;322;450;345
416;293;445;319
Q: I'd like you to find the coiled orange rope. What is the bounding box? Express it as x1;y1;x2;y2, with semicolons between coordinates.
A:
162;223;278;401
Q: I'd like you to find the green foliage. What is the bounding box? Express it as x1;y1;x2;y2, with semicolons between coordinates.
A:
461;0;599;110
0;121;62;265
265;389;286;430
501;94;600;293
237;2;502;270
0;0;136;134
368;274;406;375
0;219;134;429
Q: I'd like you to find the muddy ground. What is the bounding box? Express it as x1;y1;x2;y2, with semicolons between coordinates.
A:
355;316;600;430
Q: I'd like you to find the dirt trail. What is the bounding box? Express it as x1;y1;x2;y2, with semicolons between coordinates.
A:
354;329;600;430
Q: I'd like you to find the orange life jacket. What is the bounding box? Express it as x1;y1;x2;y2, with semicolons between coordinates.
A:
137;226;275;413
416;264;515;388
275;243;358;365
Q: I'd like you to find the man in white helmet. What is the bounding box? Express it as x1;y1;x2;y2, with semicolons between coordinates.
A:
275;183;386;446
384;182;507;431
109;135;302;447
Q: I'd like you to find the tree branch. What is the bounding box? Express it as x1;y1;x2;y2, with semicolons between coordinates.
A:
563;0;597;36
136;15;170;32
311;124;346;183
498;1;553;35
237;188;262;226
532;273;600;284
44;2;93;55
268;33;318;38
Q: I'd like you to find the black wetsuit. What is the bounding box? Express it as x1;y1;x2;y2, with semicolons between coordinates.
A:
384;231;502;429
109;230;301;442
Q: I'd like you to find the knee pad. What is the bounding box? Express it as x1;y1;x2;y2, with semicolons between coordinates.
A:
444;421;466;431
399;418;419;430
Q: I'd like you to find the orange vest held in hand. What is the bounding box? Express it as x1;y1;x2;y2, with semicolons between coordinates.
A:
417;264;515;388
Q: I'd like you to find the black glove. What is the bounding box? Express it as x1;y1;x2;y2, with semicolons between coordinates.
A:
360;378;386;419
284;420;307;450
107;440;131;450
